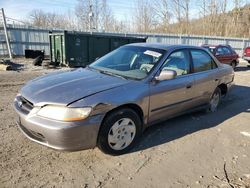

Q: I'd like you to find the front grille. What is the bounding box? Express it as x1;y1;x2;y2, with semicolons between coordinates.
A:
15;96;34;114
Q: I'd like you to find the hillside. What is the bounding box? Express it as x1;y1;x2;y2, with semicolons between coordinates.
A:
161;4;250;38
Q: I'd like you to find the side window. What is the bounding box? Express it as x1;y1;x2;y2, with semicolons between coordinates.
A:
162;50;190;76
216;47;224;55
222;47;232;55
191;50;217;73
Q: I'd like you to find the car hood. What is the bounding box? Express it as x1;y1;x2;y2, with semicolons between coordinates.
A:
20;68;129;106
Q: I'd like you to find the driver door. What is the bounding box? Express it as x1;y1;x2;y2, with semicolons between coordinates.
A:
148;49;195;123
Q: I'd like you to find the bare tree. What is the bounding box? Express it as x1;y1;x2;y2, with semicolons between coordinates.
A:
198;0;208;35
152;0;171;33
75;0;98;31
232;0;242;36
29;9;76;30
29;10;47;28
134;0;158;33
75;0;119;32
170;0;191;34
183;0;190;34
99;0;115;31
29;0;250;37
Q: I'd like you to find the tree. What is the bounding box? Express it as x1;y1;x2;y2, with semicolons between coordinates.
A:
75;0;95;31
134;0;158;33
99;0;115;31
152;0;171;32
170;0;191;34
29;10;47;28
29;9;76;30
75;0;118;32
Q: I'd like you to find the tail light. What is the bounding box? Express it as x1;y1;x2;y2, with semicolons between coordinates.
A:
246;48;250;54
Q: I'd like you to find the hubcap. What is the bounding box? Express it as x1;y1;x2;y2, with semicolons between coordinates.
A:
210;92;220;112
108;118;136;151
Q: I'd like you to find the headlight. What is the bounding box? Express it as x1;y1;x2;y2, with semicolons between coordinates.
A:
36;106;92;121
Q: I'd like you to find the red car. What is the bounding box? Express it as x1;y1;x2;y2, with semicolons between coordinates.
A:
243;47;250;64
202;44;239;68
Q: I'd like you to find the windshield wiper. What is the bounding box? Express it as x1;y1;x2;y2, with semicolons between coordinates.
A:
87;66;131;80
86;65;97;71
99;70;129;80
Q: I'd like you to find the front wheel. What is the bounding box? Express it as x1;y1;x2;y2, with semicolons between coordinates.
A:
208;87;221;112
97;108;142;155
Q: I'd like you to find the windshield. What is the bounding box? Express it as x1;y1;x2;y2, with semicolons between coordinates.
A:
89;46;165;80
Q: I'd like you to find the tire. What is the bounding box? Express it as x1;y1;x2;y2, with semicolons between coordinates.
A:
231;61;237;69
33;55;43;66
97;108;142;155
208;87;221;112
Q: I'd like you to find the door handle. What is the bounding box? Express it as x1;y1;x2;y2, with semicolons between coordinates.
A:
186;84;192;89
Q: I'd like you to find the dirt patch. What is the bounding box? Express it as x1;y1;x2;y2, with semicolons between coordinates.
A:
0;59;250;187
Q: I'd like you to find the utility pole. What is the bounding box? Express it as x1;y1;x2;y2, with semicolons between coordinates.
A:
1;8;12;59
88;4;94;32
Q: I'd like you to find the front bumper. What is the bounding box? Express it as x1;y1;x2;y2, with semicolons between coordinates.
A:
14;98;103;151
243;56;250;62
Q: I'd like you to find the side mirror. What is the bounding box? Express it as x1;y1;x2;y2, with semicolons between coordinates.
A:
155;69;177;81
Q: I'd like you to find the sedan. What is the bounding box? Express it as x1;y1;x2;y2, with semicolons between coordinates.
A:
14;43;234;155
201;44;239;68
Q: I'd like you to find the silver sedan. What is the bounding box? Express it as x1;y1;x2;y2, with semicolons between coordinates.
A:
14;43;234;155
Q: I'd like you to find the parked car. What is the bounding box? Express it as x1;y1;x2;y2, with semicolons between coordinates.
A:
14;44;234;155
243;46;250;64
201;44;239;68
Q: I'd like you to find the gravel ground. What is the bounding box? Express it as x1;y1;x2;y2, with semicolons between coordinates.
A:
0;59;250;188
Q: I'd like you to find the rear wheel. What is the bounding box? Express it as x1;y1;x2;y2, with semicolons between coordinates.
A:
231;61;237;69
208;87;221;112
97;108;142;155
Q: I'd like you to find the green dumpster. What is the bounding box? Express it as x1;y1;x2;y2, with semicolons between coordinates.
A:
49;31;147;67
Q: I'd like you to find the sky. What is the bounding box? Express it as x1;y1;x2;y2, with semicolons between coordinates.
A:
0;0;137;22
0;0;246;23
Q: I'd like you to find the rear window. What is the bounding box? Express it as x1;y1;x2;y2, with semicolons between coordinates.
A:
203;46;215;53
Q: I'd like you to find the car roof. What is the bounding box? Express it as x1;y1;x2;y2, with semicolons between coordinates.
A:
125;43;205;51
202;44;231;48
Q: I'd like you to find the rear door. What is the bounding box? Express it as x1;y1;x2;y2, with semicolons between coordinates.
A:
190;49;220;105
